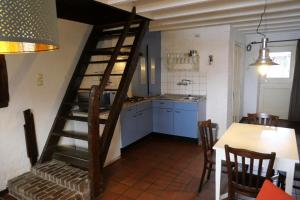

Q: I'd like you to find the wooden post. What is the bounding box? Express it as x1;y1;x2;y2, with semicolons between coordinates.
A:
23;109;39;166
0;55;9;108
88;85;103;199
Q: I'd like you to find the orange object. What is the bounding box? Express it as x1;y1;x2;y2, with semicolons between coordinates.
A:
257;180;294;200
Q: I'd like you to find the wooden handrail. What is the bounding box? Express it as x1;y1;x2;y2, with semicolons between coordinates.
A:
88;85;103;199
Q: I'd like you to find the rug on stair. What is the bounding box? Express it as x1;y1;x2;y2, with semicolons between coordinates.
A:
7;160;90;200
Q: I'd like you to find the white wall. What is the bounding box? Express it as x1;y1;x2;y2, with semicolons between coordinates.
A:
242;30;300;116
161;25;233;137
0;19;92;190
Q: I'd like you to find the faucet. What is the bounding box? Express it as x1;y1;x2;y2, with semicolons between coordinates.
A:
177;79;192;86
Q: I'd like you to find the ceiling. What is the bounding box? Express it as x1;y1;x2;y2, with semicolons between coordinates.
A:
97;0;300;34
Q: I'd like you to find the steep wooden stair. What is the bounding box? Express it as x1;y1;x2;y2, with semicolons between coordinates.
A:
8;7;149;200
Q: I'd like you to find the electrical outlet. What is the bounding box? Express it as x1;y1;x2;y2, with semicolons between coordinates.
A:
37;73;44;86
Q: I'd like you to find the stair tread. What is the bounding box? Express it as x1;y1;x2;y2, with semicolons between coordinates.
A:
31;160;89;193
62;115;107;124
83;73;123;77
8;172;86;200
53;130;88;141
101;27;139;36
79;88;118;91
55;146;88;159
88;49;131;56
88;59;128;64
53;146;89;169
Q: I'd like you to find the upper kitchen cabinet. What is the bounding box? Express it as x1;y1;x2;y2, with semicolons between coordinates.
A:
131;31;161;97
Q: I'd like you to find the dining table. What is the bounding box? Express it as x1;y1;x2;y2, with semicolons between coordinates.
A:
213;123;300;200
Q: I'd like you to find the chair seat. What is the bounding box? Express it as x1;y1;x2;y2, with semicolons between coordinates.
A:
232;171;267;197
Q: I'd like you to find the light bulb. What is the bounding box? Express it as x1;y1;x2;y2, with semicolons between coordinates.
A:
257;64;269;76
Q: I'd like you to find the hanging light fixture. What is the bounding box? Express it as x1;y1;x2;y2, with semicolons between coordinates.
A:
250;0;278;76
0;0;59;54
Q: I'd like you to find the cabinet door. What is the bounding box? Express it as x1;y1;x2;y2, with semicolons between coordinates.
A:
158;108;174;134
144;108;153;134
153;107;159;132
174;109;198;138
121;108;137;147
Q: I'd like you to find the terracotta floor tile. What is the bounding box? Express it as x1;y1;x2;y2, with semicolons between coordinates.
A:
133;181;152;191
124;188;143;199
108;183;130;194
100;191;121;200
136;192;159;200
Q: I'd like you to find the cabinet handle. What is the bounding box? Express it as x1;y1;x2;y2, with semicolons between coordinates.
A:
160;102;165;104
175;111;181;113
167;110;172;112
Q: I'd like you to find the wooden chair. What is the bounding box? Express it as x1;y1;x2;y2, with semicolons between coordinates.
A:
247;113;279;126
198;119;219;192
225;145;276;199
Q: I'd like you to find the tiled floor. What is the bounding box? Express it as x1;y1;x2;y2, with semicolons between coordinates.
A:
1;134;299;200
101;134;219;200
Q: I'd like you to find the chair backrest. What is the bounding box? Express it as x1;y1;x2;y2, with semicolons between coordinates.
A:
199;120;216;161
247;113;279;126
225;145;276;198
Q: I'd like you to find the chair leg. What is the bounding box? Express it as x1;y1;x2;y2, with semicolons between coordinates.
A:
198;162;207;192
206;163;213;181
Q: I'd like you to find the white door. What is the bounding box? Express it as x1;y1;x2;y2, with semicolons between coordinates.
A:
258;41;297;119
232;43;243;122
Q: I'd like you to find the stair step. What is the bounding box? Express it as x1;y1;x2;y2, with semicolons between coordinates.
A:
53;131;88;141
79;88;118;92
83;73;123;77
88;59;128;64
101;27;139;37
88;49;131;56
53;146;88;169
62;115;107;124
8;172;86;200
31;160;89;194
96;19;142;30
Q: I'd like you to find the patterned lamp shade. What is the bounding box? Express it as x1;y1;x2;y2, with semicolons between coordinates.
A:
0;0;59;54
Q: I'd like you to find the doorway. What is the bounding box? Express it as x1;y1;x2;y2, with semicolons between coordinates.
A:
258;41;297;119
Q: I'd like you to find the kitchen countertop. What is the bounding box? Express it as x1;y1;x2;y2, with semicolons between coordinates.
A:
123;94;206;108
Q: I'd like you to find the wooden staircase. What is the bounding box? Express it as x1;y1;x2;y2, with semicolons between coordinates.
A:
8;8;149;200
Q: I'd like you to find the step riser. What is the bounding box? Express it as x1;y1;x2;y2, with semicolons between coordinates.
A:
32;161;89;194
8;172;85;200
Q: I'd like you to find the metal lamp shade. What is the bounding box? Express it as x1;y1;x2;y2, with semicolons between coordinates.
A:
250;37;278;76
0;0;59;54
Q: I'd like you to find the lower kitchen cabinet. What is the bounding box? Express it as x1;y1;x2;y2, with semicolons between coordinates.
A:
157;108;174;134
121;101;153;148
121;107;138;148
121;99;206;147
174;109;198;138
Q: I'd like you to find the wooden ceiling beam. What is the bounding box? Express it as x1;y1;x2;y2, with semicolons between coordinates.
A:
150;12;300;31
149;0;290;20
243;27;300;34
237;23;300;32
150;2;300;27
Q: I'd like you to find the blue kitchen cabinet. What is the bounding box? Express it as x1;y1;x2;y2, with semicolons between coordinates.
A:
121;101;153;147
157;108;174;134
121;106;138;147
152;100;174;134
174;109;198;138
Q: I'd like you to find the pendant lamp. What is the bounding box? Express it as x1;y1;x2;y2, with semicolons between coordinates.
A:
0;0;59;54
250;1;278;76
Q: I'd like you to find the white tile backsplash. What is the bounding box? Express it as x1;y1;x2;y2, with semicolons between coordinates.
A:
161;69;207;96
